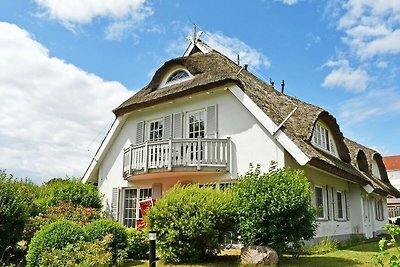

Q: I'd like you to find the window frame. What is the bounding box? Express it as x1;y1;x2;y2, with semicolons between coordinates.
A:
376;198;384;221
314;185;328;220
147;118;164;141
186;109;205;139
312;122;338;156
335;190;347;221
160;68;193;88
122;187;153;228
372;159;381;179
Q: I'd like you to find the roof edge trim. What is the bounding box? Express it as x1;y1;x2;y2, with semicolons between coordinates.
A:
82;115;127;183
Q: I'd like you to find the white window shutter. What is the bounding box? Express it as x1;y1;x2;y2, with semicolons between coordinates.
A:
152;183;162;199
345;191;350;220
173;113;183;138
164;115;172;139
331;187;337;221
310;182;316;206
206;105;218;138
111;188;120;221
136;121;145;144
326;186;331;220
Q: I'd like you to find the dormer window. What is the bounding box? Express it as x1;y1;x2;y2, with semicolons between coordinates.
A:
159;68;193;88
372;159;381;179
166;70;189;84
312;122;337;156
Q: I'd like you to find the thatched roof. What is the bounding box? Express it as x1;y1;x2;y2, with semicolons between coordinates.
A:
113;42;399;197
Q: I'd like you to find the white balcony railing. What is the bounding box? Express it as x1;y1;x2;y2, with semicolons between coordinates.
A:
123;137;230;177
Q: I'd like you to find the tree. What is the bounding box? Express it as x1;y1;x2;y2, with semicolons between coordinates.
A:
234;164;317;255
0;170;28;252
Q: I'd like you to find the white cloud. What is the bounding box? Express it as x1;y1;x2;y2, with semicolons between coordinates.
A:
0;22;132;182
276;0;300;5
35;0;153;39
334;0;400;59
203;31;271;69
321;59;369;92
337;88;400;126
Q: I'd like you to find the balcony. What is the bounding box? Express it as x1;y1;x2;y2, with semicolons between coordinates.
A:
123;138;230;178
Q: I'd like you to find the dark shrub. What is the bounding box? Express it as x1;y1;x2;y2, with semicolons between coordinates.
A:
26;220;84;267
126;228;149;260
234;164;317;255
0;170;28;252
36;178;101;211
146;184;235;263
84;219;127;258
23;201;101;244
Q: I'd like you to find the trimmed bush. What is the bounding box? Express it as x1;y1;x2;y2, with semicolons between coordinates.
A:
126;228;149;260
23;201;101;244
40;234;117;267
234;164;317;255
84;219;127;257
26;220;84;267
146;184;236;263
0;170;28;252
36;178;102;211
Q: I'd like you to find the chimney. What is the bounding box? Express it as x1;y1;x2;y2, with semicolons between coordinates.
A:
281;80;285;94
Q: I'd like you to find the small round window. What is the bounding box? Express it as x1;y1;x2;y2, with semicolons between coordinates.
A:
166;70;189;84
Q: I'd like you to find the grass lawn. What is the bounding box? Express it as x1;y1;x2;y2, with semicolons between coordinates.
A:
123;240;397;267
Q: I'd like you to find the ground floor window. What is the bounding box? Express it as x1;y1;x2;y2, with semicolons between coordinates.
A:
314;185;327;219
376;199;384;221
123;188;152;227
198;182;235;190
336;190;346;220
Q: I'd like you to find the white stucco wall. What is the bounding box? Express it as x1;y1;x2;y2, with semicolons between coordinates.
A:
97;86;285;211
388;170;400;189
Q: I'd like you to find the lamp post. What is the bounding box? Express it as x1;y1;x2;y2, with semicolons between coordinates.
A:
149;231;157;267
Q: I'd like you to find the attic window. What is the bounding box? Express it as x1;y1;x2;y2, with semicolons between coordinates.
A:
312;122;338;156
166;70;190;84
372;159;381;179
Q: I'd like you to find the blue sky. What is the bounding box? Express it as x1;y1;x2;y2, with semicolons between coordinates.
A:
1;0;399;183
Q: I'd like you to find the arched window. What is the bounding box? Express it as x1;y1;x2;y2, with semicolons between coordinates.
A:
372;159;381;179
312;121;338;156
166;70;190;84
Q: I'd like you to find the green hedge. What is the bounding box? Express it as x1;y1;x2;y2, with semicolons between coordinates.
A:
146;184;235;263
36;178;102;211
126;228;149;260
84;219;127;258
26;220;84;267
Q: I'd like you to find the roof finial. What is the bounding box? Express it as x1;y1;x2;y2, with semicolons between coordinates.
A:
193;24;197;42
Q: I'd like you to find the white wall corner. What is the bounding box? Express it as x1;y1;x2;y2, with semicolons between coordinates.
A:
228;85;310;166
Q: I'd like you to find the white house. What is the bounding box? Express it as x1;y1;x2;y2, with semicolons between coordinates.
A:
83;37;400;241
383;156;400;219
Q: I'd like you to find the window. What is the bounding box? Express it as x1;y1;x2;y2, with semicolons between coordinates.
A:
123;188;152;228
336;190;346;220
372;160;381;179
312;122;337;155
123;189;137;228
149;119;163;141
188;110;205;138
376;199;384;221
315;186;327;219
219;183;234;190
166;70;190;84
